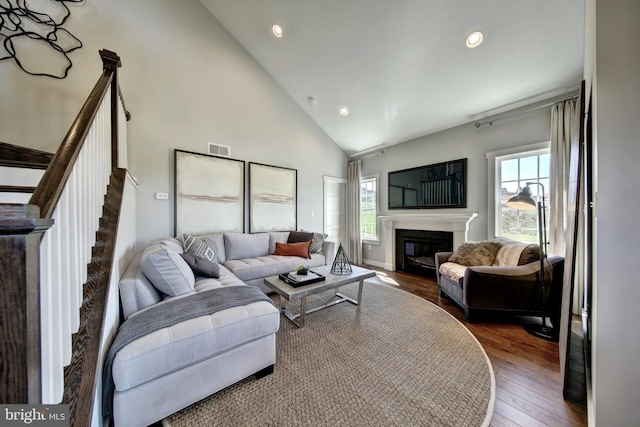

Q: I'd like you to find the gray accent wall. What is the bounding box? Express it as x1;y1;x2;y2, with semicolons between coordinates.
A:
360;106;552;267
0;0;347;247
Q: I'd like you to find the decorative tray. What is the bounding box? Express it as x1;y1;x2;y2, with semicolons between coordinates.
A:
278;270;326;288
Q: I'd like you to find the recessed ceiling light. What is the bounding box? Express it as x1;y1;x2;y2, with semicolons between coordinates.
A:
339;107;350;116
272;24;283;38
466;31;483;48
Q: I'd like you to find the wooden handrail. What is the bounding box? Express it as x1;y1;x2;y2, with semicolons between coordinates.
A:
29;50;121;219
0;49;127;409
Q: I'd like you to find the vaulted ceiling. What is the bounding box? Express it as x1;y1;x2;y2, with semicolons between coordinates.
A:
200;0;585;155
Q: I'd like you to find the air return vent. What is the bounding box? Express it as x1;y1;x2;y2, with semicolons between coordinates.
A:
207;142;231;157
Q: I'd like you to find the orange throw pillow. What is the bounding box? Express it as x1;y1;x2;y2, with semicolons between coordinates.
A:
273;241;311;259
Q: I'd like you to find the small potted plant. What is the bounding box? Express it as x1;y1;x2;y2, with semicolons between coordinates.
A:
296;265;310;275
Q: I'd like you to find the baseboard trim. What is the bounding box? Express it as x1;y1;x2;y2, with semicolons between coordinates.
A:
362;259;391;270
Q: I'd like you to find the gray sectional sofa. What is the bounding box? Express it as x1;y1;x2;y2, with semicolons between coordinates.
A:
106;231;335;427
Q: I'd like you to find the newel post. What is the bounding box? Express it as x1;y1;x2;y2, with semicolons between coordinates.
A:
100;49;122;170
0;204;52;403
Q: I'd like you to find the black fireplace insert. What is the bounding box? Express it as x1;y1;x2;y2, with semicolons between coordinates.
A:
396;229;453;277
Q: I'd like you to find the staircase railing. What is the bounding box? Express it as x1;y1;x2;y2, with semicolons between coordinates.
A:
0;50;133;425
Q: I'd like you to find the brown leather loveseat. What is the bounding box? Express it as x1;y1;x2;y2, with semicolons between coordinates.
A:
435;237;564;323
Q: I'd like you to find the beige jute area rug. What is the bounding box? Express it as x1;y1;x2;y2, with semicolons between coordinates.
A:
164;281;495;427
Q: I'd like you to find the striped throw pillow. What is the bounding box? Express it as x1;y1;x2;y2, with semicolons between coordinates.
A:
309;232;328;254
183;234;217;263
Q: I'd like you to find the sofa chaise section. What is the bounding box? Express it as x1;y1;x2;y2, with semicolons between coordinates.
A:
110;241;280;427
110;294;278;427
109;231;335;426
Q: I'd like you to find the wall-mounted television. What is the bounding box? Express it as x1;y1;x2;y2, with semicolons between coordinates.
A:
388;158;467;209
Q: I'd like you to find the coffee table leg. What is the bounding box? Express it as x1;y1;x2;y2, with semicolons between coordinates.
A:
357;279;364;304
336;280;365;305
279;295;307;328
283;282;366;328
299;297;307;327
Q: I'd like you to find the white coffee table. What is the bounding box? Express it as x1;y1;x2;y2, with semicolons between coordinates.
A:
263;265;376;327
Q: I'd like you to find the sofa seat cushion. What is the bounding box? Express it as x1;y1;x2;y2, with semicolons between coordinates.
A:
439;262;467;284
193;265;247;292
111;297;279;392
224;254;325;282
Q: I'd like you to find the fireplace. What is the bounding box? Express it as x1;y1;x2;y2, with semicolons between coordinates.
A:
395;229;453;277
379;213;477;271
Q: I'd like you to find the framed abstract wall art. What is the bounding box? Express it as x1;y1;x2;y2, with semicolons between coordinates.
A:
249;162;297;233
174;149;245;236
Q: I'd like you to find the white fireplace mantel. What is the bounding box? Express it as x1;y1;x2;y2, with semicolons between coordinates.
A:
379;213;478;271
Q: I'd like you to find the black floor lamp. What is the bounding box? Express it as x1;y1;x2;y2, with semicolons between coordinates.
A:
506;182;558;342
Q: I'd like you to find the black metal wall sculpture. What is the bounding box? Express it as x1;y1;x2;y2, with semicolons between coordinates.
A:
0;0;83;79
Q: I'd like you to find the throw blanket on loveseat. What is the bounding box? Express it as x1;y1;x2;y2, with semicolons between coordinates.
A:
102;285;274;418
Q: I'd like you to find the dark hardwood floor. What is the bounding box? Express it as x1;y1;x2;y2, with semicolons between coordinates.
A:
365;265;587;427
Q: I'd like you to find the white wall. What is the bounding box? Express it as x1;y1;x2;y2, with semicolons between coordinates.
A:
0;0;347;247
360;107;552;266
590;0;640;425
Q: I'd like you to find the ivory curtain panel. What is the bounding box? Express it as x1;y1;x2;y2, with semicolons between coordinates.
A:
347;159;362;265
549;98;583;314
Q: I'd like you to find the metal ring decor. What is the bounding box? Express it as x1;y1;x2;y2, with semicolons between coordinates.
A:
0;0;83;79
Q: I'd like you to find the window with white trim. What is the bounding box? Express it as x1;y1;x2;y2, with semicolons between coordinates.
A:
360;175;378;242
496;149;550;243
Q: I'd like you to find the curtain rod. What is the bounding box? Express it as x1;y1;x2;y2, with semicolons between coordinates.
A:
349;145;386;160
474;94;578;129
351;149;384;160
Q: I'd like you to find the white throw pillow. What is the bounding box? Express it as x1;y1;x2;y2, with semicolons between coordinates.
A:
140;244;195;296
